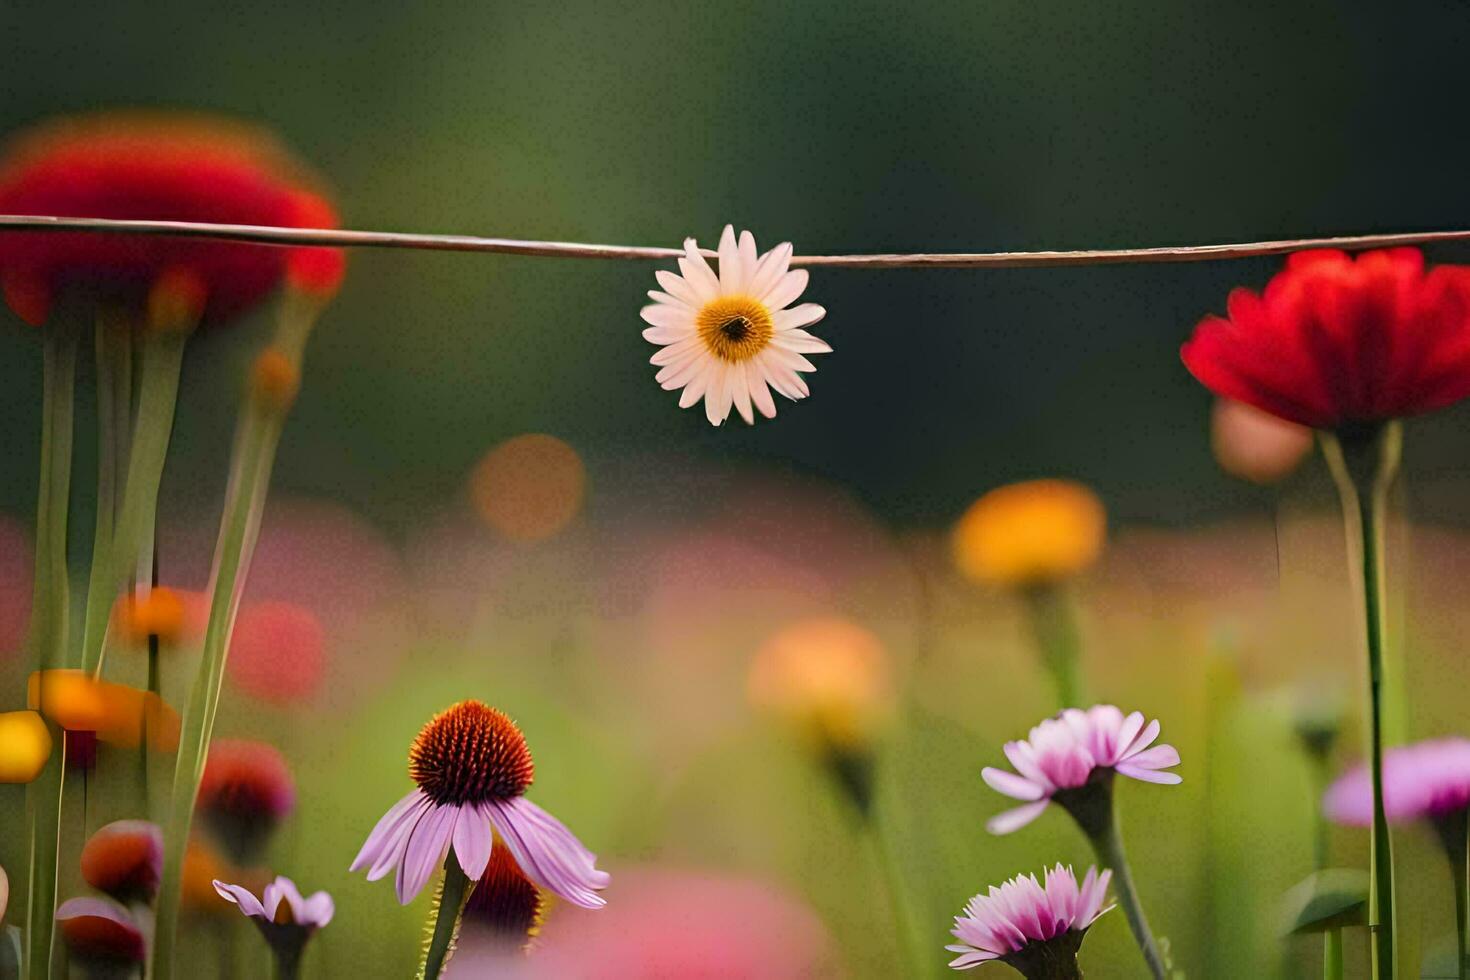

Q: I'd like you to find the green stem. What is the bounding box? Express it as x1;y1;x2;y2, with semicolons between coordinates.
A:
151;401;282;980
152;290;323;980
84;328;186;677
1082;792;1167;980
1322;426;1400;980
24;324;78;980
423;852;470;980
1324;928;1343;980
1023;584;1085;709
867;817;930;979
1432;811;1469;980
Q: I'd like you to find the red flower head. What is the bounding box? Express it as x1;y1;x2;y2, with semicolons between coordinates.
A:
0;110;344;326
1181;248;1470;430
197;738;295;863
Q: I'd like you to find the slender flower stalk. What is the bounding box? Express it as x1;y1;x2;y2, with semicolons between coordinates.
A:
1023;585;1084;710
24;322;77;980
152;291;325;980
1321;424;1401;979
421;852;472;980
83;276;201;676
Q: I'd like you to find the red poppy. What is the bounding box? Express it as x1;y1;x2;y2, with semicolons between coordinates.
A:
0;110;344;326
1181;248;1470;430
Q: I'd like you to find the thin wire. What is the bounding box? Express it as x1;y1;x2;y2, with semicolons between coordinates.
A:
2;213;1470;268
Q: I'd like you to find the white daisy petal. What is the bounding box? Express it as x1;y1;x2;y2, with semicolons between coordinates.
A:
642;325;696;346
771;329;832;354
679;247;720;301
649;336;701;366
732;363;755;425
746;242;792;300
717;225;741;293
762;269;809;311
678;367;711;408
772;303;826;331
640;304;694;329
646;289;694;311
765;347;818;373
750;374;777;419
737;230;758;289
655;269;703;307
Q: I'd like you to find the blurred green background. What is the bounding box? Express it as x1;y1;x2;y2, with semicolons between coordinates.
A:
2;2;1470;978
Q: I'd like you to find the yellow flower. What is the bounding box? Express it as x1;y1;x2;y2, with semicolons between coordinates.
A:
747;617;891;750
0;710;52;783
952;479;1106;588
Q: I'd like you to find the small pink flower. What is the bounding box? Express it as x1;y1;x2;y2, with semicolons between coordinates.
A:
1324;737;1470;825
214;876;332;975
350;701;609;908
947;864;1114;974
982;705;1181;834
212;876;334;929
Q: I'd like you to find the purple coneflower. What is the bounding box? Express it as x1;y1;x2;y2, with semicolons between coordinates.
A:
981;705;1181;835
213;876;332;980
947;864;1113;978
350;700;609;908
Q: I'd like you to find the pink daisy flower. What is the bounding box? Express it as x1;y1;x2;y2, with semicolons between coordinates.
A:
982;705;1181;834
350;700;609;908
1323;737;1470;825
214;876;332;976
947;864;1114;974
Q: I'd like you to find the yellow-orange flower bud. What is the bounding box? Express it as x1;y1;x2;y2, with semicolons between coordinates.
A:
0;710;52;783
146;266;207;333
250;348;299;411
112;586;199;647
748;617;891;750
951;479;1106;589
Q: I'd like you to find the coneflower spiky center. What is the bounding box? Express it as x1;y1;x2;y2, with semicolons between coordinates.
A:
462;847;544;949
409;701;534;806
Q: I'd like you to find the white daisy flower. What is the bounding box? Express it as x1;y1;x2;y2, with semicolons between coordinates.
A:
641;225;831;426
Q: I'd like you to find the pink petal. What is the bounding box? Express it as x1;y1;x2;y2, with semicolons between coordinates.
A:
453;803;493;881
981;767;1045;802
1115;763;1183;785
986;800;1050;835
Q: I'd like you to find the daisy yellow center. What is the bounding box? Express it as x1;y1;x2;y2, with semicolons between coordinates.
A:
697;296;773;363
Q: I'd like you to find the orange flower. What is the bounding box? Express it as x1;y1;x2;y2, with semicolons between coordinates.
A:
0;110;343;327
952;479;1106;589
748;617;892;750
80;820;163;901
111;586;206;648
27;669;180;750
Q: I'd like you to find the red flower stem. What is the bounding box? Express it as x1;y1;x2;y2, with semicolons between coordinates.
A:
83;327;187;677
23;322;77;980
1322;425;1401;980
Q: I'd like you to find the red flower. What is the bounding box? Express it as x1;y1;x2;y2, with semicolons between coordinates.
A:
0;110;344;326
197;738;295;862
1181;248;1470;429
